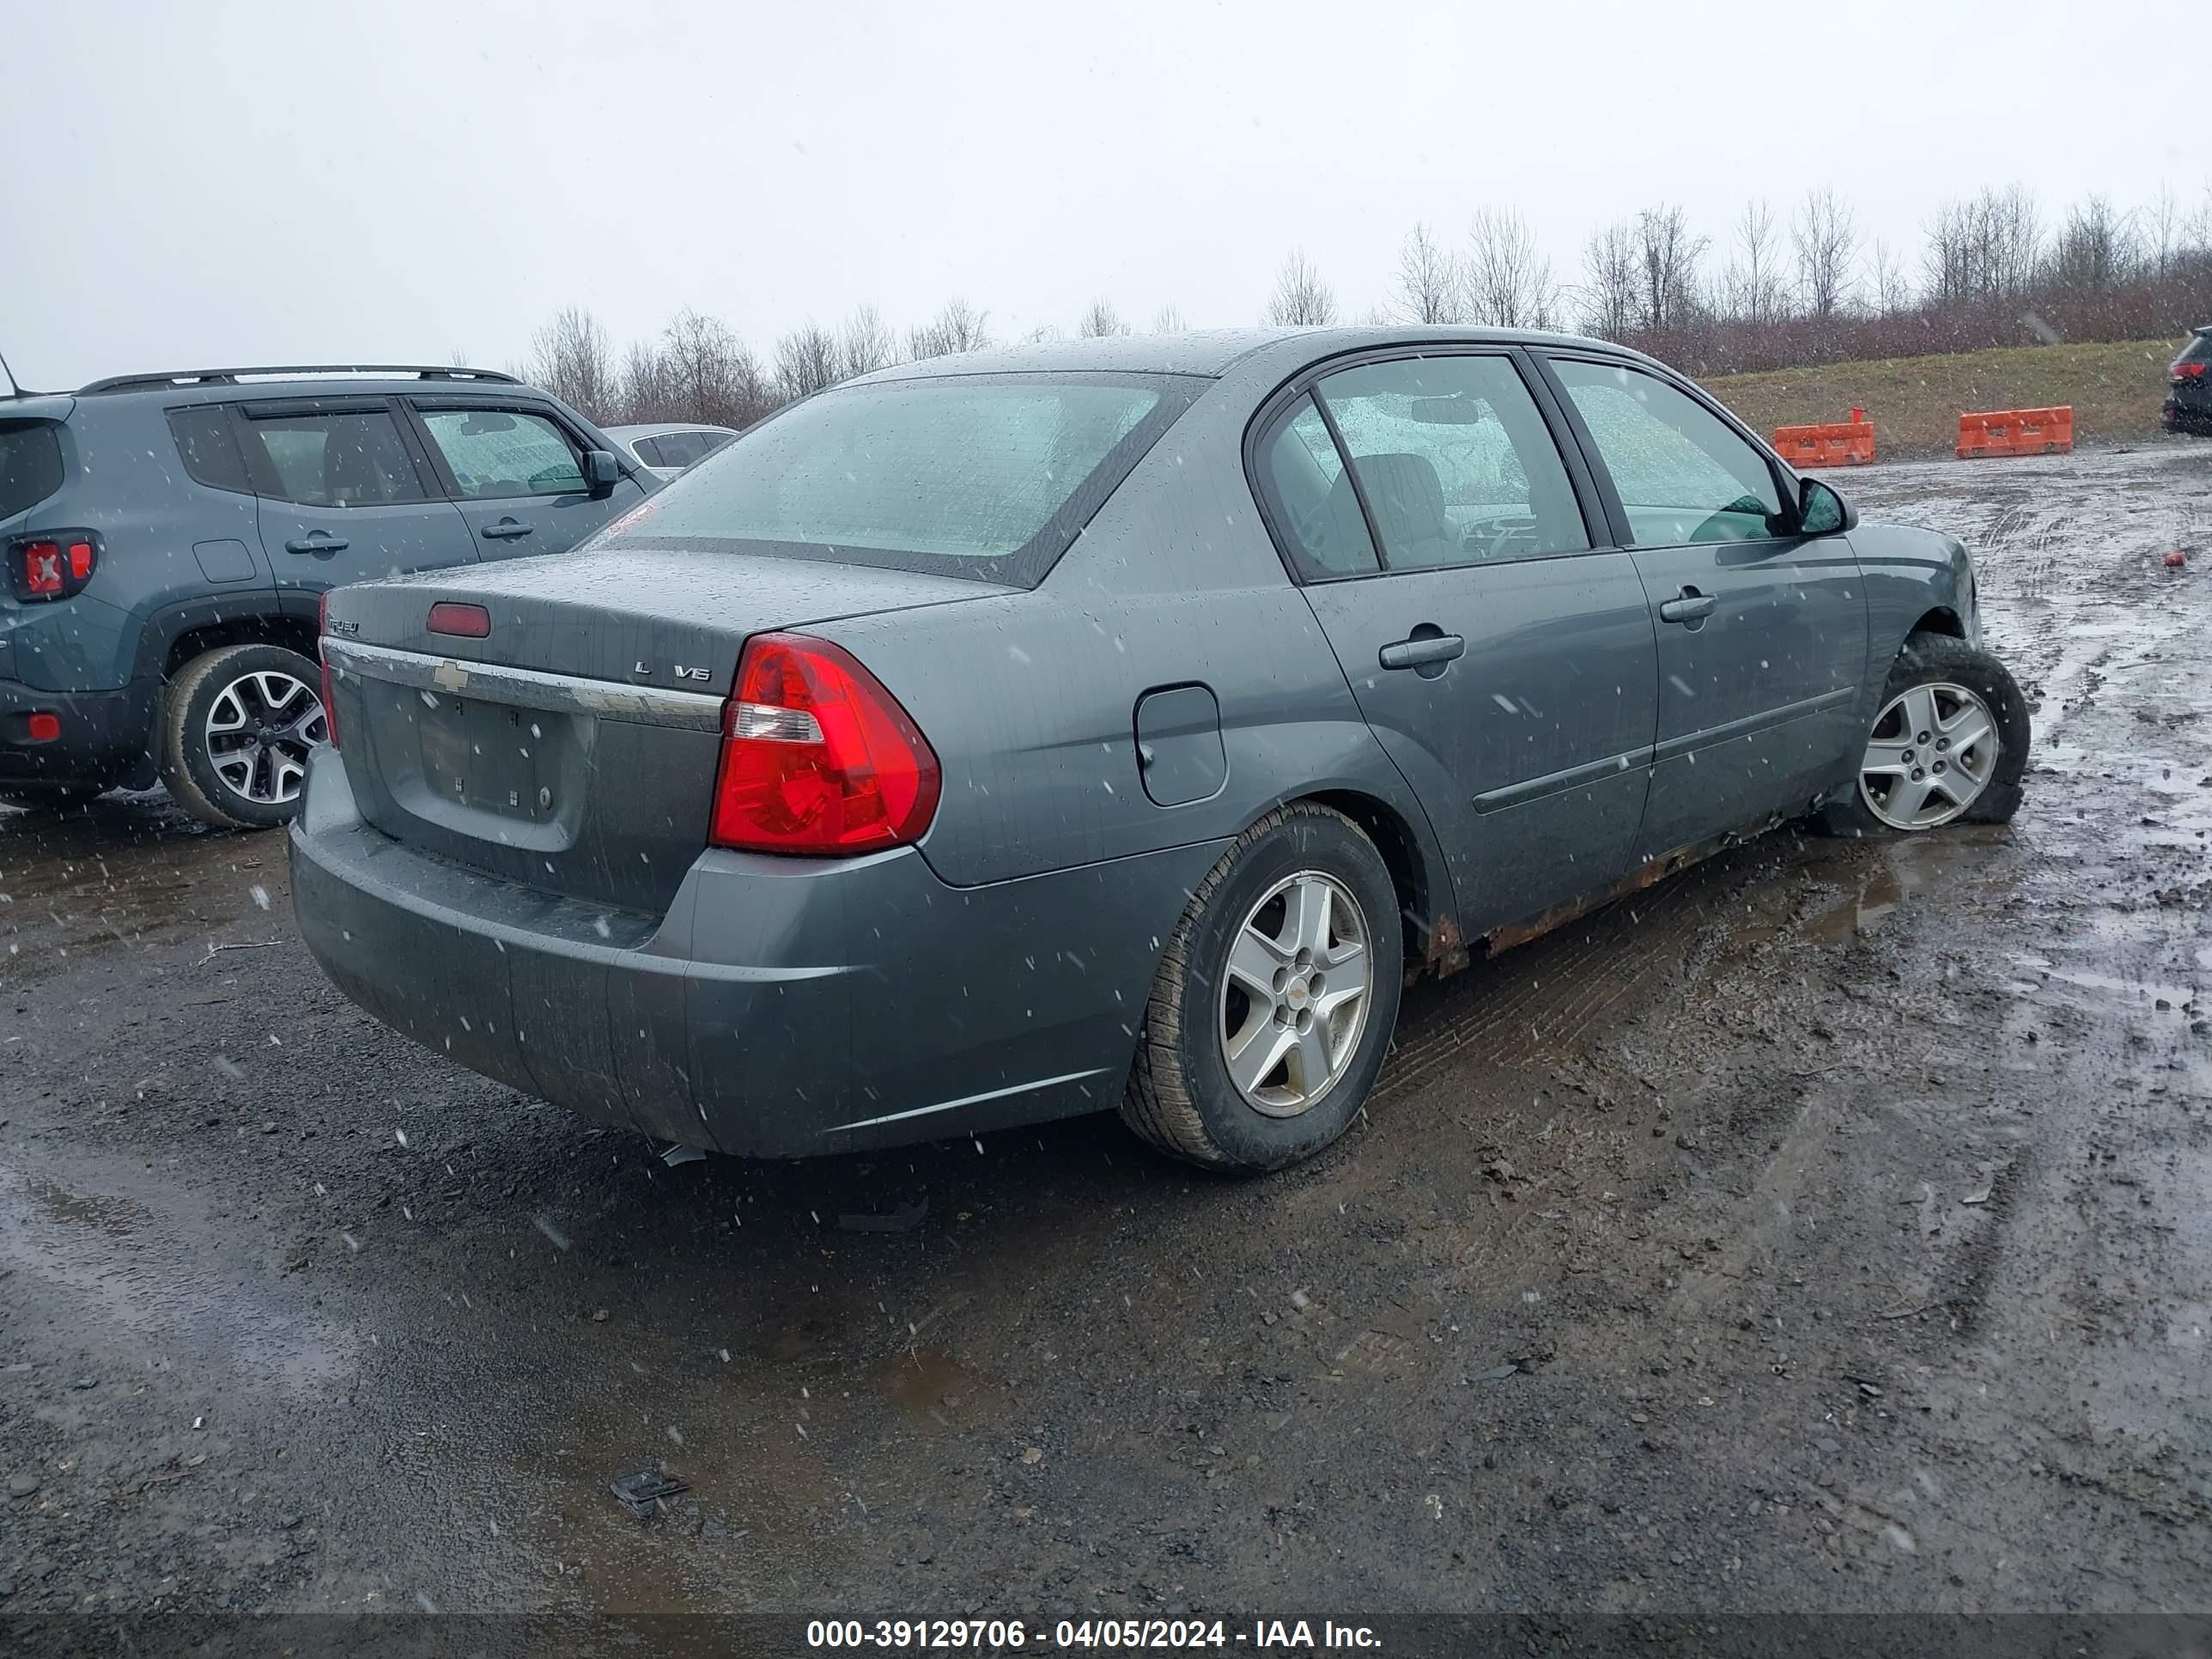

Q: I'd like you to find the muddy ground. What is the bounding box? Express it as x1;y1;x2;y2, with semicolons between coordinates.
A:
2;445;2209;1637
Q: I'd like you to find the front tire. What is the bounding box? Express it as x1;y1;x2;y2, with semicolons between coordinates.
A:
1816;632;2028;837
160;644;329;830
1121;802;1403;1173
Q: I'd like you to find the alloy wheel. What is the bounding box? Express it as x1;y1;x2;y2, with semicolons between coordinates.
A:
1857;681;1998;830
1217;870;1372;1117
204;670;327;805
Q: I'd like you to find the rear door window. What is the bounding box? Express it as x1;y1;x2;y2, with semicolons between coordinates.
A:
629;435;666;467
1256;396;1379;579
417;408;586;498
0;422;65;520
653;429;716;468
240;408;429;507
1310;355;1591;570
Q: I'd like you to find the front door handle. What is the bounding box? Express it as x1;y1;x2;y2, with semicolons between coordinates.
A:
1378;630;1466;672
480;520;534;541
283;533;349;555
1658;587;1717;624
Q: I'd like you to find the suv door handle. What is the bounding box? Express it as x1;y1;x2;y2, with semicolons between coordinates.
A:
480;520;534;541
283;534;349;555
1378;629;1466;672
1658;588;1717;624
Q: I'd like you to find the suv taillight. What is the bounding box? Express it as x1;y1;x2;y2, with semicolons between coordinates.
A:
9;532;97;602
317;591;340;749
708;633;939;855
2174;362;2206;381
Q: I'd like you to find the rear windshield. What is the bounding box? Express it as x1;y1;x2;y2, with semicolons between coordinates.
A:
592;372;1200;586
2180;331;2212;367
0;422;65;523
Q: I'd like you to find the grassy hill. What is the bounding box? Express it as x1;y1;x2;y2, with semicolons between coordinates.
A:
1705;337;2191;460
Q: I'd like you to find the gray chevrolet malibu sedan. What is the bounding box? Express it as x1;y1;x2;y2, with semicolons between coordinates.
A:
290;328;2027;1172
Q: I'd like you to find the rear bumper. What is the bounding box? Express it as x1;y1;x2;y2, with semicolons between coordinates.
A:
289;748;1223;1156
2164;392;2212;432
0;674;158;787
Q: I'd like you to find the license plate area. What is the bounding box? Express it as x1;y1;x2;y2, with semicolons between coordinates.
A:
362;678;589;851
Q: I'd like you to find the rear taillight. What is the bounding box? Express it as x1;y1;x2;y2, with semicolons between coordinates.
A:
9;532;97;602
428;601;491;637
2175;362;2206;381
318;591;340;749
708;633;939;855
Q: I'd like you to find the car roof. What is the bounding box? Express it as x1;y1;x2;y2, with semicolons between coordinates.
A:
604;422;738;439
854;325;1642;385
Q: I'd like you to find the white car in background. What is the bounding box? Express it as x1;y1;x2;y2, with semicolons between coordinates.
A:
603;422;738;481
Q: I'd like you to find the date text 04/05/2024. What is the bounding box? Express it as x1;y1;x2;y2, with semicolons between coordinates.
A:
804;1618;1382;1649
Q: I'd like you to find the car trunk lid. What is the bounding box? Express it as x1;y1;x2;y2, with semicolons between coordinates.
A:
321;547;1008;914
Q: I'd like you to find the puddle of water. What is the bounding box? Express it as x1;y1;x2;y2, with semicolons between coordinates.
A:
0;1158;352;1400
1805;834;1996;945
29;1175;149;1238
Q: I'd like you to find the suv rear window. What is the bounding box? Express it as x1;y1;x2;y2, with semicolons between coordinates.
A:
2179;331;2212;367
0;422;65;522
595;373;1200;586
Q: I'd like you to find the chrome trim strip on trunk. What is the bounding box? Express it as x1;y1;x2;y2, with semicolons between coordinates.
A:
320;639;725;732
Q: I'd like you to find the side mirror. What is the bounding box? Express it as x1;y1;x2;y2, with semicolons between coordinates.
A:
1797;475;1856;536
582;449;621;497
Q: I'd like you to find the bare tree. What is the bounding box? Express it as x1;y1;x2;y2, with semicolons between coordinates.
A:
1867;237;1910;316
1392;223;1462;325
838;304;896;380
1078;298;1129;338
1462;207;1557;328
617;338;672;423
1791;188;1859;320
1151;304;1187;332
1265;250;1336;326
1631;204;1707;333
529;307;616;419
659;309;770;428
2148;184;2183;282
1721;199;1787;325
908;298;992;359
1577;221;1640;339
1923;185;2039;308
774;324;843;402
2042;195;2141;294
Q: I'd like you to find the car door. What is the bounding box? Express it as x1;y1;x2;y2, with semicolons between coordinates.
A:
1540;356;1869;861
237;398;479;622
1258;349;1662;939
406;398;647;558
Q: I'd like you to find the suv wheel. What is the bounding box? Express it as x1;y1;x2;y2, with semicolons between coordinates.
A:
160;644;329;830
1121;802;1403;1173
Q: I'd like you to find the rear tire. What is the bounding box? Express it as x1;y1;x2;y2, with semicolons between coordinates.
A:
160;644;328;831
1121;802;1403;1174
1814;632;2028;838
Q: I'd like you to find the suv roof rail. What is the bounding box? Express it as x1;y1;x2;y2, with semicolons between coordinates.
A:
77;365;523;395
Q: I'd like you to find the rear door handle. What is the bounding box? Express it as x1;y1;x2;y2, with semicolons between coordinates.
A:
1378;631;1466;671
480;520;534;541
1658;588;1717;624
283;534;349;555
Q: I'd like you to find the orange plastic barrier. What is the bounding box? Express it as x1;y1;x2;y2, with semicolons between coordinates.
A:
1772;410;1875;467
1956;405;2073;459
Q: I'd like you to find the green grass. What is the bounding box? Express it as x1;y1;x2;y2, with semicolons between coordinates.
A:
1705;337;2191;459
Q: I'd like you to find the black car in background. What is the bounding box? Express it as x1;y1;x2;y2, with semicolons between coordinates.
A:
2166;326;2212;434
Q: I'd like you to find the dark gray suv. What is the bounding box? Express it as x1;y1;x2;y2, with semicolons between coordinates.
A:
0;365;654;827
292;329;2029;1174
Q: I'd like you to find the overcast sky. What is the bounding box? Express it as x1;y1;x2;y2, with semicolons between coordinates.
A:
6;0;2203;391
